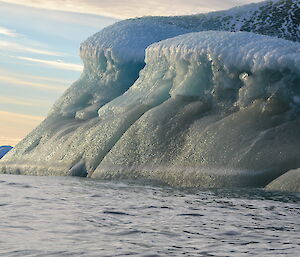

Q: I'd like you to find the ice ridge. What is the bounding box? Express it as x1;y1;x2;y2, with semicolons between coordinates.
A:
1;0;300;192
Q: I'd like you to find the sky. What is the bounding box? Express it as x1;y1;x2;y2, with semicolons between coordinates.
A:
0;0;263;146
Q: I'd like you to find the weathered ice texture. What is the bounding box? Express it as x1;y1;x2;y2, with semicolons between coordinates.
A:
1;0;300;191
266;169;300;192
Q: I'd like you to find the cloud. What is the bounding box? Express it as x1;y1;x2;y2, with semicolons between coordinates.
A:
0;0;265;19
0;110;44;121
0;67;72;87
0;26;20;37
0;96;40;107
17;56;83;71
22;74;73;85
0;110;44;146
0;95;50;107
0;74;67;91
0;40;63;56
0;136;22;146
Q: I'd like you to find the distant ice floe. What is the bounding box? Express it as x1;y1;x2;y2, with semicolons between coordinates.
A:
0;146;13;159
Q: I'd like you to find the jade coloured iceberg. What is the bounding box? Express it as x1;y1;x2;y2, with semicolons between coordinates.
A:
1;0;300;192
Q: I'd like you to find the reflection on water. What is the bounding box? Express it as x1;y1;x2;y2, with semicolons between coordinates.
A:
0;174;299;256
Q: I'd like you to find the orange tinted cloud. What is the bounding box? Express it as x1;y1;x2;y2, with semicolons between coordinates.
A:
0;74;67;91
17;56;83;72
0;0;264;19
0;26;20;37
0;40;63;56
0;111;44;146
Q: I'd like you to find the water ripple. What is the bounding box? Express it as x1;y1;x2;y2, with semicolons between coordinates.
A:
0;174;299;256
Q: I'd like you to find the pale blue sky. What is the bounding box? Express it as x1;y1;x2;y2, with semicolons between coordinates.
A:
0;0;262;145
0;1;118;145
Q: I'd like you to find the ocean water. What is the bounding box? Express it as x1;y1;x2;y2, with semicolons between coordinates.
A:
0;174;299;257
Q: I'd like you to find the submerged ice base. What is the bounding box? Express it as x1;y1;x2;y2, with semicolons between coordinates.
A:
1;0;300;192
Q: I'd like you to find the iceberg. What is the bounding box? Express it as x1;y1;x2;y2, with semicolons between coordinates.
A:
0;146;13;159
266;169;300;192
1;0;299;191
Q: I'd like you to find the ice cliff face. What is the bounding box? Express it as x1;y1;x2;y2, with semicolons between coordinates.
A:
1;0;300;191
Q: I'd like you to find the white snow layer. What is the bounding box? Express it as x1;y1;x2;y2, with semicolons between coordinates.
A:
50;19;189;120
1;3;300;190
98;31;300;120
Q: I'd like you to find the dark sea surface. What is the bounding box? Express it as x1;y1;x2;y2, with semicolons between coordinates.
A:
0;174;299;257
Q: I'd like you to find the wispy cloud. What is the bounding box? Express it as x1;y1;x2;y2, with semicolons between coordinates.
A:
0;40;62;56
0;136;22;146
0;74;66;91
0;67;72;86
0;110;44;121
0;110;44;146
0;0;264;19
22;74;73;85
0;26;20;37
0;95;50;107
17;56;83;71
